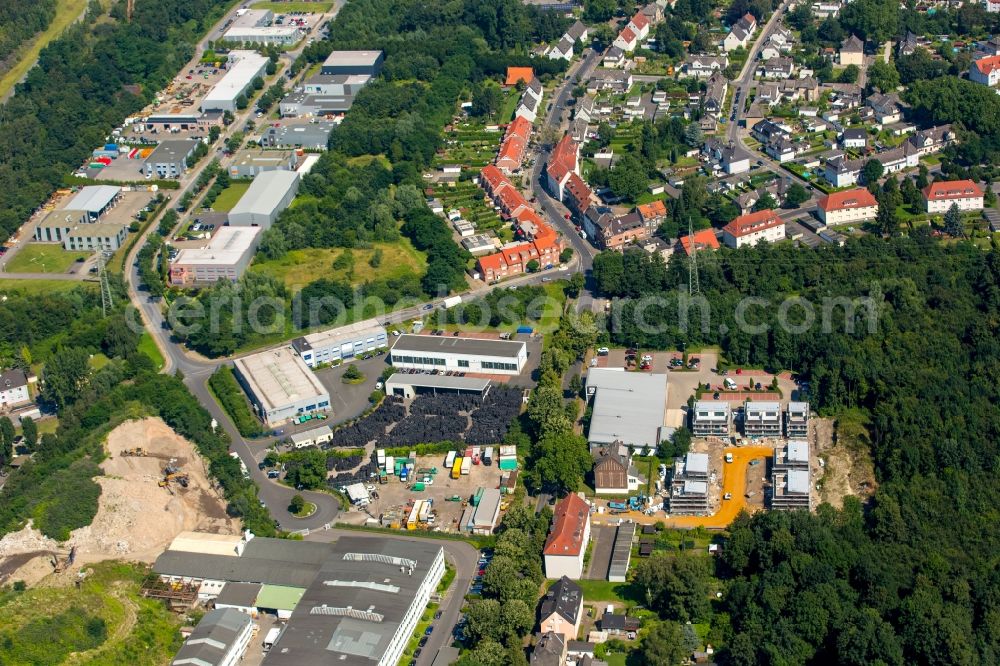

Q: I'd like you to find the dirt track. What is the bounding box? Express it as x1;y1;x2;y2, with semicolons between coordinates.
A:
0;418;238;586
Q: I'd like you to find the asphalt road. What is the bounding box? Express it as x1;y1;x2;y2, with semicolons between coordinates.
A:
303;528;479;666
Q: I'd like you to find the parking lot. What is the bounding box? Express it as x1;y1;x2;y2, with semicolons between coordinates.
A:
314;354;393;425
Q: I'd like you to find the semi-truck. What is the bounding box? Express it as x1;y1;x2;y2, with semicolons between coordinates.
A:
483;446;494;466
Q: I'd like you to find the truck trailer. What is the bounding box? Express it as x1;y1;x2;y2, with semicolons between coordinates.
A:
461;457;472;475
452;458;463;479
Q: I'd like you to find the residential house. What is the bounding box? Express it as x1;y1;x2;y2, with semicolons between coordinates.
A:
640;2;664;24
678;228;720;255
601;612;640;636
756;82;781;106
760;27;794;60
539;577;584;642
505;67;534;87
765;136;797;163
516;91;541;123
593;442;643;494
786;402;810;438
691;401;731;437
923;180;985;214
603;46;626;68
614;26;638;53
704;72;729;116
587;70;632;94
531;632;567;666
546;134;580;200
970;54;1000;86
839;128;868;149
743;102;766;129
723;209;785;248
817;188;878;225
639;236;675;262
496;116;532;173
781;76;819;102
751;119;791;144
907;124;957;156
735;190;759;215
839;35;864;66
704;139;750;174
823;155;864;187
867;93;902;126
564;173;594;219
575;96;597;124
898;31;921;56
743;400;782;437
628;12;651;41
0;369;30;411
877;142;920;174
566;20;589;44
636;200;668;228
582;205;615;244
549;36;575;61
683;55;729;78
760;57;794;79
543;493;591;579
724;13;757;52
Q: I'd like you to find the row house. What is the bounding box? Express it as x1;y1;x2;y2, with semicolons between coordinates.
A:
587;70;633;94
723;13;757;52
546;133;581;200
495;116;532;173
613;26;638;53
563;172;594;219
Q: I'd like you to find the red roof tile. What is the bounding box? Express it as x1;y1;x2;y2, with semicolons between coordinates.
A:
547;133;578;184
505;67;535;86
679;229;720;255
817;187;877;211
723;209;782;237
630;12;649;30
974;55;1000;75
543;494;590;557
923;179;984;200
636;200;667;220
480;164;509;193
619;26;636;44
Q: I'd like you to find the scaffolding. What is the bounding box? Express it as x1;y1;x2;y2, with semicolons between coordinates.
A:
140;574;199;606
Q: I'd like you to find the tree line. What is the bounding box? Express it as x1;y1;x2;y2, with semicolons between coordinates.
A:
0;1;57;65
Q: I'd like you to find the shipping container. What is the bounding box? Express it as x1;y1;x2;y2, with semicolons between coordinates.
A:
451;458;463;479
444;451;457;468
104;143;118;151
88;162;105;169
484;447;494;465
461;457;472;475
385;456;394;474
412;482;425;492
472;487;484;506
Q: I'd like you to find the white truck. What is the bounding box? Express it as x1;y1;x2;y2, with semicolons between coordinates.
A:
441;295;462;309
263;627;281;652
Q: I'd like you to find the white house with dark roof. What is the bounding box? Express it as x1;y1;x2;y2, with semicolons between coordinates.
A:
0;369;30;411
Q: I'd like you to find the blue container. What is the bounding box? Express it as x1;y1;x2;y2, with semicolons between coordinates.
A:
516;326;533;334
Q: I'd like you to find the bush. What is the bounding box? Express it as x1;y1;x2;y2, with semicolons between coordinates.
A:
208;367;265;437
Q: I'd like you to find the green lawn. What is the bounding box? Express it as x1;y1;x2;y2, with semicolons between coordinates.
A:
250;240;427;291
5;244;89;273
211;181;251;212
0;0;90;101
570;579;640;605
252;1;334;12
138;332;165;370
0;278;97;295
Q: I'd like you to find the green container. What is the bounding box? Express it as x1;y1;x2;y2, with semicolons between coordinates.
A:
472;487;484;506
499;459;518;471
413;482;425;491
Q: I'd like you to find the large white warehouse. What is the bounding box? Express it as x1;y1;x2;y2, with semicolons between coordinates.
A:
233;347;330;425
389;334;527;375
201;50;269;113
227;170;299;229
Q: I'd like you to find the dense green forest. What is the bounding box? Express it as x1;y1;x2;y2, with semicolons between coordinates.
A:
0;0;235;245
0;1;57;66
588;238;1000;664
0;283;275;540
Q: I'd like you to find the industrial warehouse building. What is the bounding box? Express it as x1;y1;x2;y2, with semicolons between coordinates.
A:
228;149;297;179
585;368;667;455
153;532;444;666
34;208;128;251
227;170;300;229
171;608;252;666
384;374;492;400
260;121;336;150
389;335;527;375
223;25;303;45
321;50;384;77
291;318;388;367
144;139;198;179
233;347;330;425
201;50;269;113
35;209;87;243
169;226;263;286
65;185;122;221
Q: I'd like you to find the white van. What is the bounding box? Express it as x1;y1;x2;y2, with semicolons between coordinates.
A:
724;377;737;390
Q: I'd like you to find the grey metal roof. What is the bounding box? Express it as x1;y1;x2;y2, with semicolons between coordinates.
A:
322;50;383;68
787;469;810;494
148;139;197;163
67;186;119;214
472;488;502;528
391;334;525;359
683;480;708;495
154;537;334;588
215;582;262;608
172;608;251;666
230;170;299;218
685;452;709;475
745;400;781;414
585;369;667;448
264;537;443;665
385;373;492;392
540;577;583;625
290;425;333;444
608;522;634;579
0;368;28;391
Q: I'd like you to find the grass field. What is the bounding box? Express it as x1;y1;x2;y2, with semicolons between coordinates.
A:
138;332;165;370
0;561;183;665
250;240;427;291
5;244;89;273
0;278;97;295
252;1;334;12
211;181;251;212
0;0;89;101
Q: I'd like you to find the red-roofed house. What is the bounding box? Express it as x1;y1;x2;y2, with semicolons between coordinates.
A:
817;188;878;225
495;183;530;219
628;12;650;40
723;209;785;248
679;229;720;255
970;55;1000;87
636;200;667;226
479;164;510;199
614;26;638;53
505;67;535;87
546;134;580;200
543;493;591;579
563;172;593;218
923;180;984;213
496;116;532;173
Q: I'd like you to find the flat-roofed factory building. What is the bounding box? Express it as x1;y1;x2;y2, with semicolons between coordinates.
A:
384;374;493;400
232;347;330;425
389;334;527;375
585;368;667;456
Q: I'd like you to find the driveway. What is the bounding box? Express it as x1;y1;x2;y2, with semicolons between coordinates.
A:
584;524;615;580
303;528;479;666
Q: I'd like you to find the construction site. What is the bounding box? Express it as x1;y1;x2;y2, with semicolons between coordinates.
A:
0;418;239;587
